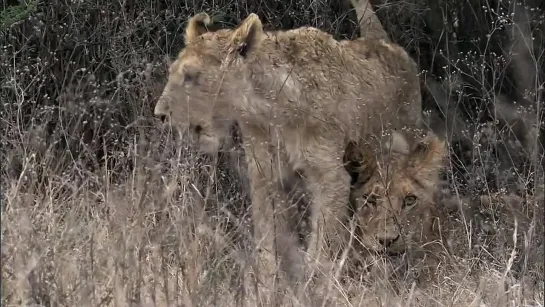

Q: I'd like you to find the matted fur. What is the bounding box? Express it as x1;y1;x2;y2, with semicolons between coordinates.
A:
154;0;423;299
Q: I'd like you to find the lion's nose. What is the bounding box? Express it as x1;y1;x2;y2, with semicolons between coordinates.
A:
154;105;167;117
158;115;167;123
154;96;170;118
377;234;400;248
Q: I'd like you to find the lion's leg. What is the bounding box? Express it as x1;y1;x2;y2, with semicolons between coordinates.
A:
302;145;352;268
243;136;302;304
300;147;352;303
243;139;277;295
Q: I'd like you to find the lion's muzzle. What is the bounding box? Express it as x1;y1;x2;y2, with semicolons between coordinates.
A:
154;96;170;121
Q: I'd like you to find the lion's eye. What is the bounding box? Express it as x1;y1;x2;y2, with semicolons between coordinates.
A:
184;72;199;83
361;194;377;207
403;194;418;208
182;66;201;84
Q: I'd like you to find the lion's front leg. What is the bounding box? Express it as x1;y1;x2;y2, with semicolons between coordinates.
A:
243;136;302;304
299;146;352;303
243;139;277;290
302;145;352;267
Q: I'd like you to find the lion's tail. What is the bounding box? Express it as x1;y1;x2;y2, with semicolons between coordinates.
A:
349;0;390;42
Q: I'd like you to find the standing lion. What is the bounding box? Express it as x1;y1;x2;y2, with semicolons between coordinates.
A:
154;0;423;301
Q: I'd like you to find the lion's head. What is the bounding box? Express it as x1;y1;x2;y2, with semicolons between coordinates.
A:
347;133;447;255
153;13;268;154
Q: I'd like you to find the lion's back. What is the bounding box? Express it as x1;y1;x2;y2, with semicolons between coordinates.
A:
261;30;422;140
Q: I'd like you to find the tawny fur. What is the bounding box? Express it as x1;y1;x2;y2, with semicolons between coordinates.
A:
348;133;446;259
153;0;423;296
350;0;390;42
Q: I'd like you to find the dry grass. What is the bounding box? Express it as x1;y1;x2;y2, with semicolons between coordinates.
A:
1;127;543;306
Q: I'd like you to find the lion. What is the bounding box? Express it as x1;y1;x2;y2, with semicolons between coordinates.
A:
344;132;448;285
153;0;423;298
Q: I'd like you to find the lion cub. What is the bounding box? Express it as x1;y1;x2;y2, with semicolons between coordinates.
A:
344;133;447;274
153;4;423;299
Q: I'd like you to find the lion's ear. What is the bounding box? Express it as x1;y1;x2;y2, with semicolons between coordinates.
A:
185;13;212;43
229;13;264;58
405;133;446;181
